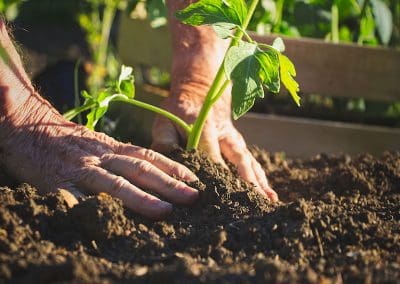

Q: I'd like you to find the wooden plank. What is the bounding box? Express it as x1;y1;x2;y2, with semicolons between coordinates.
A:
234;113;400;158
118;15;400;102
252;34;400;102
117;15;172;71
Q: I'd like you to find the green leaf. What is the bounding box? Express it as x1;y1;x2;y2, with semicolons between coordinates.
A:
272;37;285;52
175;0;247;27
86;105;107;130
225;41;280;119
146;0;168;28
117;65;135;98
212;22;236;38
118;65;133;83
257;49;280;93
279;54;300;106
120;80;135;98
370;0;392;45
81;90;93;100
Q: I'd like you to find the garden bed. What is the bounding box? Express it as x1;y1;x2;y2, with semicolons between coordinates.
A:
0;149;399;283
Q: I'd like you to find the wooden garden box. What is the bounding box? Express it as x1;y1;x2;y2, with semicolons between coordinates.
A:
117;14;400;158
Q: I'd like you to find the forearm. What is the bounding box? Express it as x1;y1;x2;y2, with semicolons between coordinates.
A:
0;20;35;118
166;0;229;96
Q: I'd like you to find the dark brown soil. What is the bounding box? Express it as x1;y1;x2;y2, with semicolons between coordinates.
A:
0;149;399;283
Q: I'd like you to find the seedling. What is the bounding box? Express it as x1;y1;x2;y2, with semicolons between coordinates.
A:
65;0;300;150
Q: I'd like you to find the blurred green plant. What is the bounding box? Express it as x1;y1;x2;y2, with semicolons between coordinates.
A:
0;0;24;20
249;0;396;47
78;0;125;93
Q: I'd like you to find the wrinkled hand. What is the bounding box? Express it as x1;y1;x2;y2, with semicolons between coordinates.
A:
153;0;278;201
0;95;198;219
152;85;278;202
0;21;198;219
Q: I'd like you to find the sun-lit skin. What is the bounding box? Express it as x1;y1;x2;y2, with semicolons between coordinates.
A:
0;20;199;220
152;0;278;201
0;0;277;220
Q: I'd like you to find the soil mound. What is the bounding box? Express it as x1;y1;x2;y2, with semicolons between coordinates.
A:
0;150;399;283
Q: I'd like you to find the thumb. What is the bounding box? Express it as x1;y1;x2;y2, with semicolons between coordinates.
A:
199;126;227;168
151;115;181;153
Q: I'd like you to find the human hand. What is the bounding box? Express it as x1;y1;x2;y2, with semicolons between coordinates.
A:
0;92;198;219
0;22;198;219
152;85;278;202
152;1;278;202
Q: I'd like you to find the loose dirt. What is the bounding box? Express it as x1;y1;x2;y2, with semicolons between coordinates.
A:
0;149;399;283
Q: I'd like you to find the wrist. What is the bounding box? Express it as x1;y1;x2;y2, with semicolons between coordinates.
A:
0;91;62;144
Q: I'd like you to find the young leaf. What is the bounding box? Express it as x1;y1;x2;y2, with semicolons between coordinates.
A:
225;41;280;119
279;54;300;106
118;65;133;83
370;0;392;45
117;65;135;98
81;90;93;100
272;37;285;52
212;22;236;38
175;0;247;28
257;50;280;93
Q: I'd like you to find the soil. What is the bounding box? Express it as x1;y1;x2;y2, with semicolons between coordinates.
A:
0;149;399;283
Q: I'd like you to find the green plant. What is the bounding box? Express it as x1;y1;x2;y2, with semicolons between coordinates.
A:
65;0;300;150
0;0;24;20
77;0;139;94
252;0;396;47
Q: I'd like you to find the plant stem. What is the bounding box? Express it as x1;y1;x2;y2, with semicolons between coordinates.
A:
357;0;370;44
186;0;260;150
116;97;192;135
74;59;82;124
331;4;340;44
90;1;118;93
63;102;96;121
98;2;116;69
273;0;285;33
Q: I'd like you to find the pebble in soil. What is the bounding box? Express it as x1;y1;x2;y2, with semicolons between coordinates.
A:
0;149;399;283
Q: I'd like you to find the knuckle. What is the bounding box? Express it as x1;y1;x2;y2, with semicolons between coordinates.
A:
142;148;158;162
110;176;128;194
100;153;114;164
165;179;180;190
132;160;154;175
117;143;138;155
236;152;252;166
78;155;101;168
139;193;161;208
174;167;188;178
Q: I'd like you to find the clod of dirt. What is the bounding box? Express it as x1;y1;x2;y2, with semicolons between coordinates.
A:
66;192;131;240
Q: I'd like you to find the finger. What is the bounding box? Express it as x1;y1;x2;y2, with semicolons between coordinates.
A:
199;125;227;167
118;145;198;182
78;166;172;219
151;116;180;154
220;133;268;198
250;156;279;202
101;154;198;204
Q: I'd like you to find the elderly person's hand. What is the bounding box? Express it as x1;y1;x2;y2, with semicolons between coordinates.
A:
151;0;278;202
0;21;198;219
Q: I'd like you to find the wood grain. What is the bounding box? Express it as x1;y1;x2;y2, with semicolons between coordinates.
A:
235;113;400;157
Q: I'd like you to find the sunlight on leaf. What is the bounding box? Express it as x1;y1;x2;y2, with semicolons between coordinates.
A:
176;0;247;38
279;54;300;106
225;41;280;119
